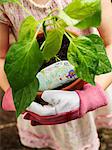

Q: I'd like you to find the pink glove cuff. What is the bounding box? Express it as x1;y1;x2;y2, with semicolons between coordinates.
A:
76;83;108;117
2;87;16;111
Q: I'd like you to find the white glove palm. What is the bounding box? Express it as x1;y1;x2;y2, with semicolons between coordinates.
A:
27;90;80;116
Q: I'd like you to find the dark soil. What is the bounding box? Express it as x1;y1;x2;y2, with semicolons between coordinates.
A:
37;34;69;70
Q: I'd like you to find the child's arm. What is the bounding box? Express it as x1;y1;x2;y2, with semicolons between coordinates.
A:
0;23;9;58
95;0;112;90
98;0;112;46
0;23;10;92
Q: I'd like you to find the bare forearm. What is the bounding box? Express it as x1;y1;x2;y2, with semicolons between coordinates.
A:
0;59;10;92
98;0;112;46
0;23;9;58
0;23;10;92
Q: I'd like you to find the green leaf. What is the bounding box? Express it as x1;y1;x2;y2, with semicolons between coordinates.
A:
43;28;64;61
87;34;112;74
5;39;44;91
64;0;101;29
67;36;98;84
5;38;43;116
14;78;39;117
18;16;38;41
75;10;101;29
0;0;18;4
58;10;79;26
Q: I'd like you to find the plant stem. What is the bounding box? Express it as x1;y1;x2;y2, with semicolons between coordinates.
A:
27;22;43;51
47;8;59;17
40;41;45;50
64;32;76;48
55;55;61;61
34;22;43;40
56;21;77;50
64;32;72;41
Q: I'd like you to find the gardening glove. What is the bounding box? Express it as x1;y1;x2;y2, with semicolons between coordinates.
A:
26;90;80;115
24;83;108;125
2;87;16;111
75;83;108;117
0;59;16;111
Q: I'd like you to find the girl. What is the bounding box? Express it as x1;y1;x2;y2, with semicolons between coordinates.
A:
0;0;112;150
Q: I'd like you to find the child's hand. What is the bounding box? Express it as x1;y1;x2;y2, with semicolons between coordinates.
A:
0;58;10;92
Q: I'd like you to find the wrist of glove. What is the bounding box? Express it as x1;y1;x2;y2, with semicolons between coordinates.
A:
76;83;108;117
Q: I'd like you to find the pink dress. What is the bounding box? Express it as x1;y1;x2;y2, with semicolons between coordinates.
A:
0;0;112;149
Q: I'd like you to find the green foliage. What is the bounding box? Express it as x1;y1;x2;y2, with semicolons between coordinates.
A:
3;0;111;116
58;10;79;27
43;28;64;61
0;0;18;4
5;40;44;115
67;36;98;85
87;34;112;74
5;40;43;90
13;79;39;117
64;0;101;29
67;34;111;84
18;16;38;41
75;10;101;29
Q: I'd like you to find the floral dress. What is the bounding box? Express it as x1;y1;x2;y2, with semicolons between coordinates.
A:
0;0;112;149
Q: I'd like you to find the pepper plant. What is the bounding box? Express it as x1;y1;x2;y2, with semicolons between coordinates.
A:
0;0;111;117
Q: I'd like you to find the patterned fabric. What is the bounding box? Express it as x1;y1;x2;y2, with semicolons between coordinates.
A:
37;61;77;91
0;0;72;38
0;0;112;149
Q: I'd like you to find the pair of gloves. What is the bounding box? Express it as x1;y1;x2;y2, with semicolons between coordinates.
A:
2;83;108;125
